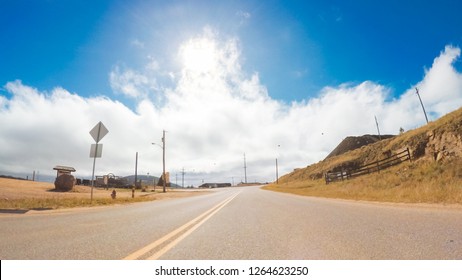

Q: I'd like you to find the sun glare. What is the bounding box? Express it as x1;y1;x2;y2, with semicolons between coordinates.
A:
180;38;217;74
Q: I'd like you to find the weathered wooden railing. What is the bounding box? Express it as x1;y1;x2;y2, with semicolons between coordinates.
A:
325;148;411;184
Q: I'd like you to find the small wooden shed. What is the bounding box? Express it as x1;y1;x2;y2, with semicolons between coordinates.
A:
53;165;76;178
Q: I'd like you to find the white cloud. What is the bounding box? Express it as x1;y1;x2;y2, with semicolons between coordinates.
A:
131;39;145;49
0;94;6;109
415;45;462;116
236;10;251;26
109;66;152;98
145;56;160;72
236;11;251;20
1;35;462;186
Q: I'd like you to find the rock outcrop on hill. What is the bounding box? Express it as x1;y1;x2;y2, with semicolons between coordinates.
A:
279;106;462;184
426;129;462;162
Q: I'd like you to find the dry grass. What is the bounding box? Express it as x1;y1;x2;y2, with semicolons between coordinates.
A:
280;107;462;184
270;107;462;205
265;159;462;205
0;178;206;210
0;196;158;210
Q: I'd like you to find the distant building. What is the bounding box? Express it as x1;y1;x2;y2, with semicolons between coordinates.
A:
198;183;232;188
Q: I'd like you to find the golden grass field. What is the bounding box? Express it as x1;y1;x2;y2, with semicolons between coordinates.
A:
264;159;462;205
0;178;205;210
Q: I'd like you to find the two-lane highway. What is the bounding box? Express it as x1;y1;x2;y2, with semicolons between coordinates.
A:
1;186;461;259
0;189;237;259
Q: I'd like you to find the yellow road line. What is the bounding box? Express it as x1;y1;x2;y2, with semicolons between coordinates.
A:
123;191;240;260
147;191;240;260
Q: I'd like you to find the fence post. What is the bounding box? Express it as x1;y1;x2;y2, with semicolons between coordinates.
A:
327;147;412;184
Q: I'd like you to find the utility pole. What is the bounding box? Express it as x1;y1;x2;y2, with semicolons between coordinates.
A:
134;152;138;188
375;116;382;140
162;130;166;193
415;87;429;124
181;167;185;188
276;144;280;184
243;153;247;184
275;158;279;184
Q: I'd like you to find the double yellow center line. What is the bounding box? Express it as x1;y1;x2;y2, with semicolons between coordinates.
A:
123;191;241;260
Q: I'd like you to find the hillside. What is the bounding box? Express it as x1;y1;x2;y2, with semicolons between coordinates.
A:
265;106;462;204
325;134;395;159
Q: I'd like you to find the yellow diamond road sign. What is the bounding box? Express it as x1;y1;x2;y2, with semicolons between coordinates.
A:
89;121;108;143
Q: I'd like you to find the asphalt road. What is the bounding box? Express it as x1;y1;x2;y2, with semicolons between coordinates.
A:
1;186;461;259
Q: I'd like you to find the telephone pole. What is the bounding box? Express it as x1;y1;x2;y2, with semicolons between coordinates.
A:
243;153;247;184
134;152;138;188
162;130;166;193
375;115;381;140
415;87;429;124
275;158;279;184
181;167;185;188
276;144;280;184
152;130;167;193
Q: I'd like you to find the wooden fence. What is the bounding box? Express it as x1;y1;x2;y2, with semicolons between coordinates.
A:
325;148;411;184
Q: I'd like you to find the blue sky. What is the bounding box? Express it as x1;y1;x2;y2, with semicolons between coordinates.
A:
1;0;462;184
2;0;461;102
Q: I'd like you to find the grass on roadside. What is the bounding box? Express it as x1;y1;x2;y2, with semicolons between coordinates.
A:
264;159;462;205
0;194;157;210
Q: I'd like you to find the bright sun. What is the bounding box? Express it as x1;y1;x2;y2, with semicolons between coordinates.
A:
180;37;217;74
